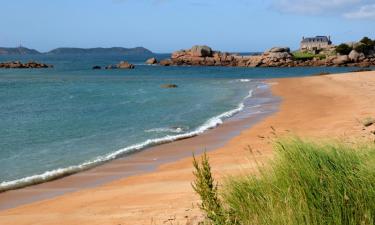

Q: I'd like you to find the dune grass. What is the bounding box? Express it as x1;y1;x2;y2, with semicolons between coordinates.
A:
192;138;375;225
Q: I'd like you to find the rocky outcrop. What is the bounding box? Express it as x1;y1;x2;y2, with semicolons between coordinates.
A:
165;45;294;67
257;47;293;67
104;61;135;69
117;61;135;69
146;57;158;65
0;61;53;69
92;65;101;70
160;45;375;68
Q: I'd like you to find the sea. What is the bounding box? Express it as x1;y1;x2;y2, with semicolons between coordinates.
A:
0;54;360;191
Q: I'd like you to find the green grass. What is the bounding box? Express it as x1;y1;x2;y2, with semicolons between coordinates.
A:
292;52;326;60
192;138;375;225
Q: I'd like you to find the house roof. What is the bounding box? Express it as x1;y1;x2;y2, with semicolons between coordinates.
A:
301;36;331;43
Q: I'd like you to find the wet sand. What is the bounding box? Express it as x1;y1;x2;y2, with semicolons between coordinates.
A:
1;71;375;225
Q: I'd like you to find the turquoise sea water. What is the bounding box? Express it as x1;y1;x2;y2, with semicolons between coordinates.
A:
0;54;361;191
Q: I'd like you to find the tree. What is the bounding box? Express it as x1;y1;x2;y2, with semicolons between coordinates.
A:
335;44;352;55
355;37;375;55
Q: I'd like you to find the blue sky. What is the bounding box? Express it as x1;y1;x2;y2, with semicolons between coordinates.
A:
0;0;374;52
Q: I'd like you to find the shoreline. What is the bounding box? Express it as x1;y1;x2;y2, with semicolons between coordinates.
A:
0;80;279;211
1;71;375;225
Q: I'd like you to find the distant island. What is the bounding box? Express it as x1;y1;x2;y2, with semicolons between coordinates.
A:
0;46;153;55
0;47;41;55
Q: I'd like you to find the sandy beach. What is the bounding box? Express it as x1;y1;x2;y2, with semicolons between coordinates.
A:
1;71;375;225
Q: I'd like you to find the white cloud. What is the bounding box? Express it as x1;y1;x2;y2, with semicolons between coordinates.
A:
344;4;375;19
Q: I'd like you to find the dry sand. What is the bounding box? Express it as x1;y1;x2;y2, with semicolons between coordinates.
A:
1;71;375;225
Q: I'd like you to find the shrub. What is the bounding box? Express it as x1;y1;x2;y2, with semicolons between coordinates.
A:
335;44;352;55
192;153;226;224
360;37;374;47
292;52;326;60
355;43;372;55
355;37;375;55
193;138;375;225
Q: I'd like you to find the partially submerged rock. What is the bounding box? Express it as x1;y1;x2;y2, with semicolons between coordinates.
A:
92;65;101;70
161;84;178;88
105;65;117;69
117;61;135;69
0;61;53;69
146;57;158;65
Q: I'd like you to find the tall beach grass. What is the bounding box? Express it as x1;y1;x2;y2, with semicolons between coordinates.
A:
192;138;375;225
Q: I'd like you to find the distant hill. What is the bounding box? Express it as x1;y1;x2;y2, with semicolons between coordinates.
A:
0;47;41;55
46;47;153;55
0;46;154;56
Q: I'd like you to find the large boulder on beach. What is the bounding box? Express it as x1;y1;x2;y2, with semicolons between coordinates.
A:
117;61;135;69
190;45;213;57
146;57;158;65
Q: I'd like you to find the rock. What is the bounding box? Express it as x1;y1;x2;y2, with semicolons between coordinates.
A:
333;55;350;65
105;65;117;69
0;61;53;69
145;57;158;65
190;56;205;65
190;45;213;57
348;50;360;62
265;47;290;53
204;57;215;66
171;50;187;59
357;62;371;68
117;61;135;69
159;59;173;66
161;84;178;88
246;56;263;67
92;65;101;70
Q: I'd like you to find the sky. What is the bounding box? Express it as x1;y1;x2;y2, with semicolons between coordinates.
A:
0;0;374;53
